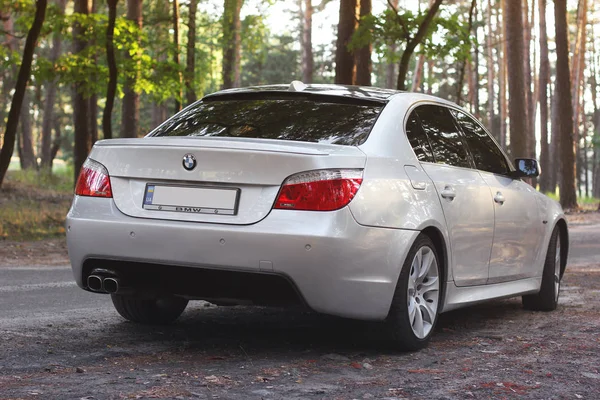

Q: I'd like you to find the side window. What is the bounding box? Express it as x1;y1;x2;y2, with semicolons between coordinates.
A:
452;110;510;175
405;111;434;163
415;105;471;168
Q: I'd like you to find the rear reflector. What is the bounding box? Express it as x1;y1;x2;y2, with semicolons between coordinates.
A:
274;169;363;211
75;158;113;198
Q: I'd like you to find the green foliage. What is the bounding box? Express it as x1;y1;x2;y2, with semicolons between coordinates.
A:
351;6;474;68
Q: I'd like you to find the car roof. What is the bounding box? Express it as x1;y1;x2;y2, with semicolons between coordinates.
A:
202;82;461;108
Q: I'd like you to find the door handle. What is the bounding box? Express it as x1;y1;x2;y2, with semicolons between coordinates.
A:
494;192;505;205
440;186;456;200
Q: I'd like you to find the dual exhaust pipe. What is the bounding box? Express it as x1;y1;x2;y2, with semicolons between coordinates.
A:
87;274;123;294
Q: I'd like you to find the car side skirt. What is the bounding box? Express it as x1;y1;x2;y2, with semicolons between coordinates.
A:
441;277;542;313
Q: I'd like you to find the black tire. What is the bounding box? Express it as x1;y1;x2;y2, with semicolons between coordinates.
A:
385;234;441;351
111;294;189;324
522;227;562;311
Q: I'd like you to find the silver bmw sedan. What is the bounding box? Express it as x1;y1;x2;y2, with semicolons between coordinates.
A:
66;83;568;350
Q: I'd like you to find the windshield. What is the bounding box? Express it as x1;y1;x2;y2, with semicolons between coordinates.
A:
150;98;384;146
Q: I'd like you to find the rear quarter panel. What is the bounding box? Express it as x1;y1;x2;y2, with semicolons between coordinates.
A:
350;94;451;277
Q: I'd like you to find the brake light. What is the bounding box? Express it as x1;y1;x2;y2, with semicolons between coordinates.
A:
274;169;363;211
75;159;113;198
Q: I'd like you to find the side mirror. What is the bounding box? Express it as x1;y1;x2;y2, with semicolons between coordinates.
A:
511;158;540;178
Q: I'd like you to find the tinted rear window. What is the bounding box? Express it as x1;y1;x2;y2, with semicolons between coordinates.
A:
150;99;384;146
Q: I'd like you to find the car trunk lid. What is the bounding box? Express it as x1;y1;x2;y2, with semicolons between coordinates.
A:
89;137;366;225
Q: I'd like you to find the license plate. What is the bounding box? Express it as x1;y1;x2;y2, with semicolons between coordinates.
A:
143;184;240;215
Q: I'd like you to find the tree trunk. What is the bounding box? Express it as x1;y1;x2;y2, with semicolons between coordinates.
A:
19;91;37;170
411;55;425;92
549;85;559;191
334;0;357;85
222;0;242;89
498;0;507;149
41;0;66;169
486;0;495;135
395;0;443;90
50;117;62;164
103;0;118;140
385;0;399;89
121;0;143;138
522;0;534;158
301;0;314;83
73;0;92;183
538;0;551;193
0;0;47;188
172;0;182;111
456;0;476;106
185;0;198;105
152;103;168;129
554;0;578;209
503;0;528;158
89;0;98;144
354;0;372;86
471;8;480;118
592;22;600;199
571;0;587;196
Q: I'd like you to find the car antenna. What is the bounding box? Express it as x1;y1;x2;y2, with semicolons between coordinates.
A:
288;80;307;92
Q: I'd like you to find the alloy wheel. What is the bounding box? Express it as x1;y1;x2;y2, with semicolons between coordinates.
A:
406;246;440;339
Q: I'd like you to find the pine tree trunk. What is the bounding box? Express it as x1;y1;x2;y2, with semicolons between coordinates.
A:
522;0;533;158
549;86;559;191
185;0;198;105
354;0;372;86
486;0;496;137
538;0;551;193
385;0;399;89
121;0;142;138
172;0;182;111
554;0;578;209
335;0;357;85
301;0;314;83
19;91;37;170
73;0;92;183
152;103;168;130
503;0;528;158
103;0;118;140
456;0;476;106
222;0;242;89
498;0;507;149
571;0;587;196
41;0;66;169
411;55;425;92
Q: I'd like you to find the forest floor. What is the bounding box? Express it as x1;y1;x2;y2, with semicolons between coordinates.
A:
1;176;600;399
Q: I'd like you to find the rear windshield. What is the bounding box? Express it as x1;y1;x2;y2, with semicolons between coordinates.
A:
150;99;384;146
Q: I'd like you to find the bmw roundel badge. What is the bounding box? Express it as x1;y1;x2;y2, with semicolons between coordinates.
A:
182;154;197;171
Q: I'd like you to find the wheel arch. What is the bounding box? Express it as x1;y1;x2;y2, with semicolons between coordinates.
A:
420;226;449;307
555;218;569;277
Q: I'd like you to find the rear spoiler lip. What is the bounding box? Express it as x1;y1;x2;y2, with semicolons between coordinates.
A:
201;90;389;106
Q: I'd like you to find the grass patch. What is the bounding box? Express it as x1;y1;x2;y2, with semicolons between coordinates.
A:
0;169;73;241
545;192;599;209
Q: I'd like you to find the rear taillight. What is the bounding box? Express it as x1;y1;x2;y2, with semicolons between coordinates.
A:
274;169;363;211
75;159;113;198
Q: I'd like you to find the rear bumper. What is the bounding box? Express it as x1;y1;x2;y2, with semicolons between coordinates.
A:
66;196;418;320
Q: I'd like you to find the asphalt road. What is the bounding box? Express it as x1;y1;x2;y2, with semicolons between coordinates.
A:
1;219;599;399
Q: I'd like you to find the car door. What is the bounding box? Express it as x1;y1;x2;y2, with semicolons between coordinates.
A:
411;105;495;287
451;110;545;283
